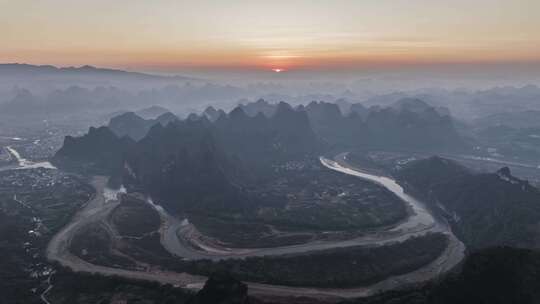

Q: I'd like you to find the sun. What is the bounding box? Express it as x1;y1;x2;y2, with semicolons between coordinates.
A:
272;68;285;73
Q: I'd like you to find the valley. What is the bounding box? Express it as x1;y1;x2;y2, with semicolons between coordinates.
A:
2;95;540;303
44;152;465;301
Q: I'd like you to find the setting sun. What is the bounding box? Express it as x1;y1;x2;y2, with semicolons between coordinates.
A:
272;68;284;73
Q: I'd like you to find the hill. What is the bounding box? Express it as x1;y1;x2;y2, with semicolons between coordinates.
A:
397;157;540;249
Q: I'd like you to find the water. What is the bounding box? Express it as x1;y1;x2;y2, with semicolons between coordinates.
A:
320;155;435;230
4;146;56;170
159;155;441;260
103;185;127;202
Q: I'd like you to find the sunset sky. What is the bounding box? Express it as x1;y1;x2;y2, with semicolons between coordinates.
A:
1;0;539;72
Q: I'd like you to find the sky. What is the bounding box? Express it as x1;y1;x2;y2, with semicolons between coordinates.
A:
1;0;539;73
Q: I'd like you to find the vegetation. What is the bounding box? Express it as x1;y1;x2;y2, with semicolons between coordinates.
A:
343;247;540;304
0;169;93;304
183;233;448;288
110;196;161;237
397;157;540;249
191;165;408;247
48;268;194;304
73;220;447;288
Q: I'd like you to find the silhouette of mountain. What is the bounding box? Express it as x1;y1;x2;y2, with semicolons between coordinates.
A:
53;126;135;174
108;112;152;141
54;101;319;212
123;119;244;213
214;102;320;175
0;63;196;82
302;98;465;152
203;106;226;122
390;98;451;117
238;99;277;117
364;104;464;151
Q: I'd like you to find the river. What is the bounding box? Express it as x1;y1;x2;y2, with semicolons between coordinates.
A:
153;153;460;263
46;153;466;300
1;146;56;171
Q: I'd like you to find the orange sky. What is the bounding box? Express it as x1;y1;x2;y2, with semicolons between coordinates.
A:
1;0;539;72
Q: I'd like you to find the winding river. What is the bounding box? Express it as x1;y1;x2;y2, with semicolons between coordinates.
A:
47;153;466;300
156;153;445;260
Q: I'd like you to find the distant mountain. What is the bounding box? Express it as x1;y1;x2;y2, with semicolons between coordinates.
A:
203;106;226;122
364;102;464;151
238;98;277;117
361;85;540;121
0;86;131;116
0;63;195;82
135;105;171;119
397;157;540;249
302;98;466;152
108;111;179;141
123;119;244;213
390;98;451;117
222;98;466;153
108;112;152;141
304;101;367;147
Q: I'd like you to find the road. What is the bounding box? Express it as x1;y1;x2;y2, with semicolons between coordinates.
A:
46;154;466;301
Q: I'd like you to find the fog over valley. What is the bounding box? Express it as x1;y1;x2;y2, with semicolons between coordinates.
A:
1;1;540;304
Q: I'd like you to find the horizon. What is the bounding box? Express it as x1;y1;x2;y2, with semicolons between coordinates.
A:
2;0;540;73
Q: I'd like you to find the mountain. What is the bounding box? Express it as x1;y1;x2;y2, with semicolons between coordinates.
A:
108;112;152;141
135;105;171;119
397;157;540;249
238;99;277;117
364;101;464;151
349;102;369;119
0;86;132;116
0;63;195;82
123;119;244;213
214;102;320;174
188;272;250;304
54;119;243;214
54;101;320;212
302;98;465;152
53;126;135;174
108;111;179;141
390;98;451;117
203;106;226;122
304;101;368;147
